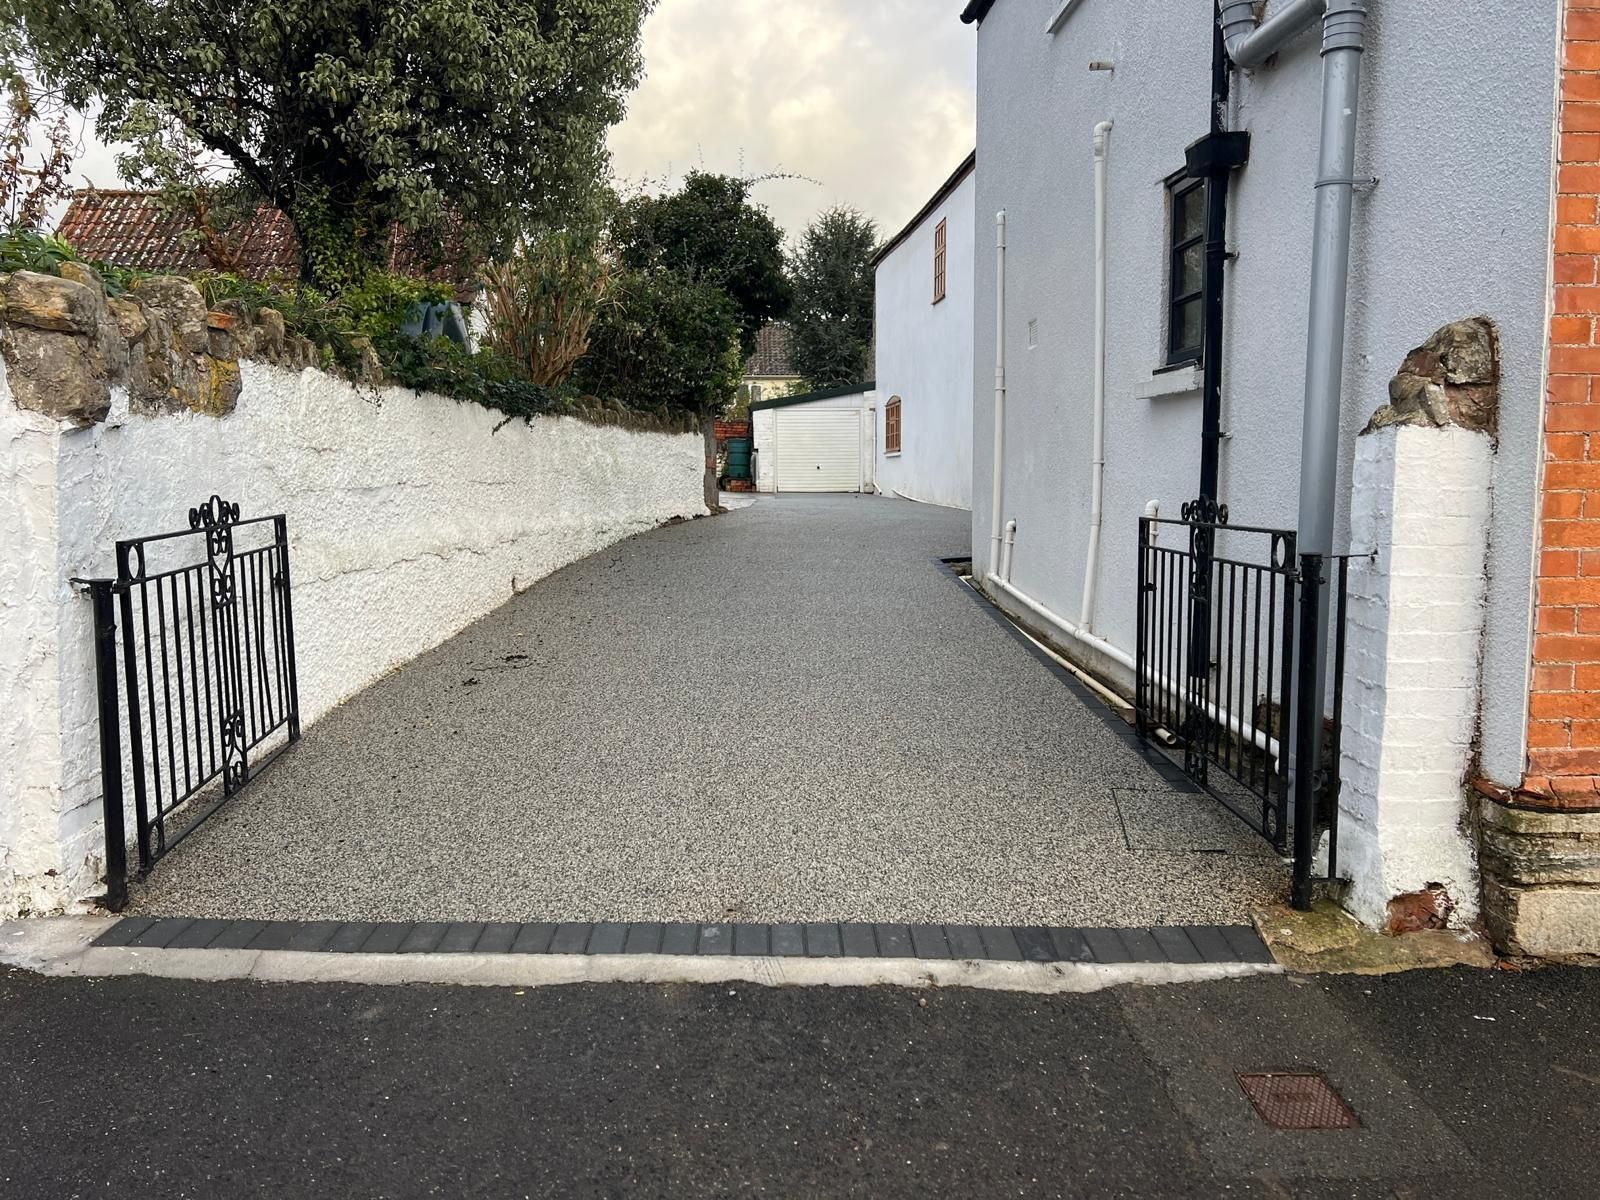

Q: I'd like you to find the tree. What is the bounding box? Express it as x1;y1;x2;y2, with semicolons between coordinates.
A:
2;0;654;287
788;206;878;389
611;172;790;358
573;266;744;418
112;106;257;273
0;57;74;232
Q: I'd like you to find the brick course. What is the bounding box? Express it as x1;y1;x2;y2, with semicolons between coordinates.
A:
1529;0;1600;807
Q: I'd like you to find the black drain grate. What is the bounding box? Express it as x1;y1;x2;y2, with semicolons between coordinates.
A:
1236;1072;1359;1130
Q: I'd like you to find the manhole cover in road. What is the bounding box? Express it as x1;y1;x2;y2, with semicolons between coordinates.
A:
1236;1072;1360;1130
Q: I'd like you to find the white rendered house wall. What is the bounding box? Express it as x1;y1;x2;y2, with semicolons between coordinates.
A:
968;0;1554;788
874;167;977;510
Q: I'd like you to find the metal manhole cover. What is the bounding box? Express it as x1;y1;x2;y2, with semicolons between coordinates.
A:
1236;1072;1359;1130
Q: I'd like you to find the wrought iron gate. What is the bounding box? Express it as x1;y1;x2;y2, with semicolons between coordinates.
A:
81;497;300;910
1135;500;1349;909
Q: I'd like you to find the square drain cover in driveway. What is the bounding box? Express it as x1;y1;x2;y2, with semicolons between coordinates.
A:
1236;1073;1359;1130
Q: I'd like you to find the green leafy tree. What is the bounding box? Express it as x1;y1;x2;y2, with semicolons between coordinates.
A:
788;206;878;389
573;266;744;417
612;172;790;357
3;0;654;287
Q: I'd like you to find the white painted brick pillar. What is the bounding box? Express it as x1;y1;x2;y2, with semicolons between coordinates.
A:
1337;422;1491;928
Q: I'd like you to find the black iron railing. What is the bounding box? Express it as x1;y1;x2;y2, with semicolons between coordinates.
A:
1136;501;1349;909
80;497;299;909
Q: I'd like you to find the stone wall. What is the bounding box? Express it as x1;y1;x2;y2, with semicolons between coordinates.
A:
1476;795;1600;958
1;270;706;918
1;267;324;427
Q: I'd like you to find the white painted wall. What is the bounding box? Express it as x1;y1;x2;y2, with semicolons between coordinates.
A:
1;359;705;916
751;390;877;494
0;362;80;917
970;0;1556;785
1338;424;1490;928
875;167;977;509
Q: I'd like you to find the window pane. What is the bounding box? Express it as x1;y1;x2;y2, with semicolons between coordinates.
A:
1174;299;1203;354
1178;184;1205;243
1176;242;1204;296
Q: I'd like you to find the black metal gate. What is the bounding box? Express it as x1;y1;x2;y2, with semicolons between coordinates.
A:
80;496;300;910
1135;500;1348;909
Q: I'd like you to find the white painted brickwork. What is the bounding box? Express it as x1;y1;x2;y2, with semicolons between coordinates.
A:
1337;424;1490;927
1;359;705;917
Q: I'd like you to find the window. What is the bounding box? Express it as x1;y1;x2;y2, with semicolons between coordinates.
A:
1166;176;1206;365
884;396;902;455
933;219;948;304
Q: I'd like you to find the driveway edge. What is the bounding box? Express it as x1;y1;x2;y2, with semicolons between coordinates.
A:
4;917;1281;993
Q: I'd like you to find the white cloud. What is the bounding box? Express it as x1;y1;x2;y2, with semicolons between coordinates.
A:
608;0;976;242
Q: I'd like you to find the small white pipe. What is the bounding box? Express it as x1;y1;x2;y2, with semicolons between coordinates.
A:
985;570;1280;764
989;571;1131;671
1143;499;1160;546
1081;120;1113;634
1001;520;1018;582
989;210;1008;579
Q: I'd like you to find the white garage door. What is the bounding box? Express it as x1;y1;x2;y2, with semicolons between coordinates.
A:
774;409;862;492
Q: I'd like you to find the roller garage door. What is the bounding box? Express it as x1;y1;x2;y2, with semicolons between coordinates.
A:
774;409;862;492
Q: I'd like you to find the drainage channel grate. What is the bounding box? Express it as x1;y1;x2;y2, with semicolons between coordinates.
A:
1236;1072;1359;1130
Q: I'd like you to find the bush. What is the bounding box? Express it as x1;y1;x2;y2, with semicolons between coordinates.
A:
481;229;610;387
573;266;743;418
4;227;704;430
0;225;75;275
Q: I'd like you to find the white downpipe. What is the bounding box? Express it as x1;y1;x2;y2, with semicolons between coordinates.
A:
989;210;1008;579
984;570;1281;765
1001;520;1018;582
1081;120;1113;634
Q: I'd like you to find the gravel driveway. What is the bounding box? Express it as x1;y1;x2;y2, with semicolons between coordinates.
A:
131;494;1284;925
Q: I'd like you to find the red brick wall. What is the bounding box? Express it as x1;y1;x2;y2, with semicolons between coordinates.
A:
1530;0;1600;806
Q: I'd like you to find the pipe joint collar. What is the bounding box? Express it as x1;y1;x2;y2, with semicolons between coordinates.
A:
1321;0;1368;53
1218;0;1260;45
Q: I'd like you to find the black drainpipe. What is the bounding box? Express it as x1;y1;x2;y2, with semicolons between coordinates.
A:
1180;6;1253;781
1187;1;1251;506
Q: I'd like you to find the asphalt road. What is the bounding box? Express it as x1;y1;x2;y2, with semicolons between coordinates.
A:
3;965;1596;1198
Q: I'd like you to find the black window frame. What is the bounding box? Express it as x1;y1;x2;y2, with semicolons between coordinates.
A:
1166;175;1206;367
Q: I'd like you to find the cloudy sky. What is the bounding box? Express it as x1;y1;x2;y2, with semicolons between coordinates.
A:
609;0;977;241
58;2;977;246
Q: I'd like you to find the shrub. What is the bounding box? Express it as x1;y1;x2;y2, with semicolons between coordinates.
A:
480;230;610;387
573;266;744;419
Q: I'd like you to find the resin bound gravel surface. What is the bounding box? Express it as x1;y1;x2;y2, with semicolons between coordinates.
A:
131;494;1284;925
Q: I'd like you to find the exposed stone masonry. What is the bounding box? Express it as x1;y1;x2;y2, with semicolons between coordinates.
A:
1363;316;1499;437
0;268;321;427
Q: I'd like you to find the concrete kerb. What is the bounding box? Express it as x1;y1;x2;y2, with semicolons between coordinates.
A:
3;918;1281;994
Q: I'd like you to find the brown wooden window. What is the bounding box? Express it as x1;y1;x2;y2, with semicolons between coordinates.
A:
885;396;902;455
933;219;948;304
